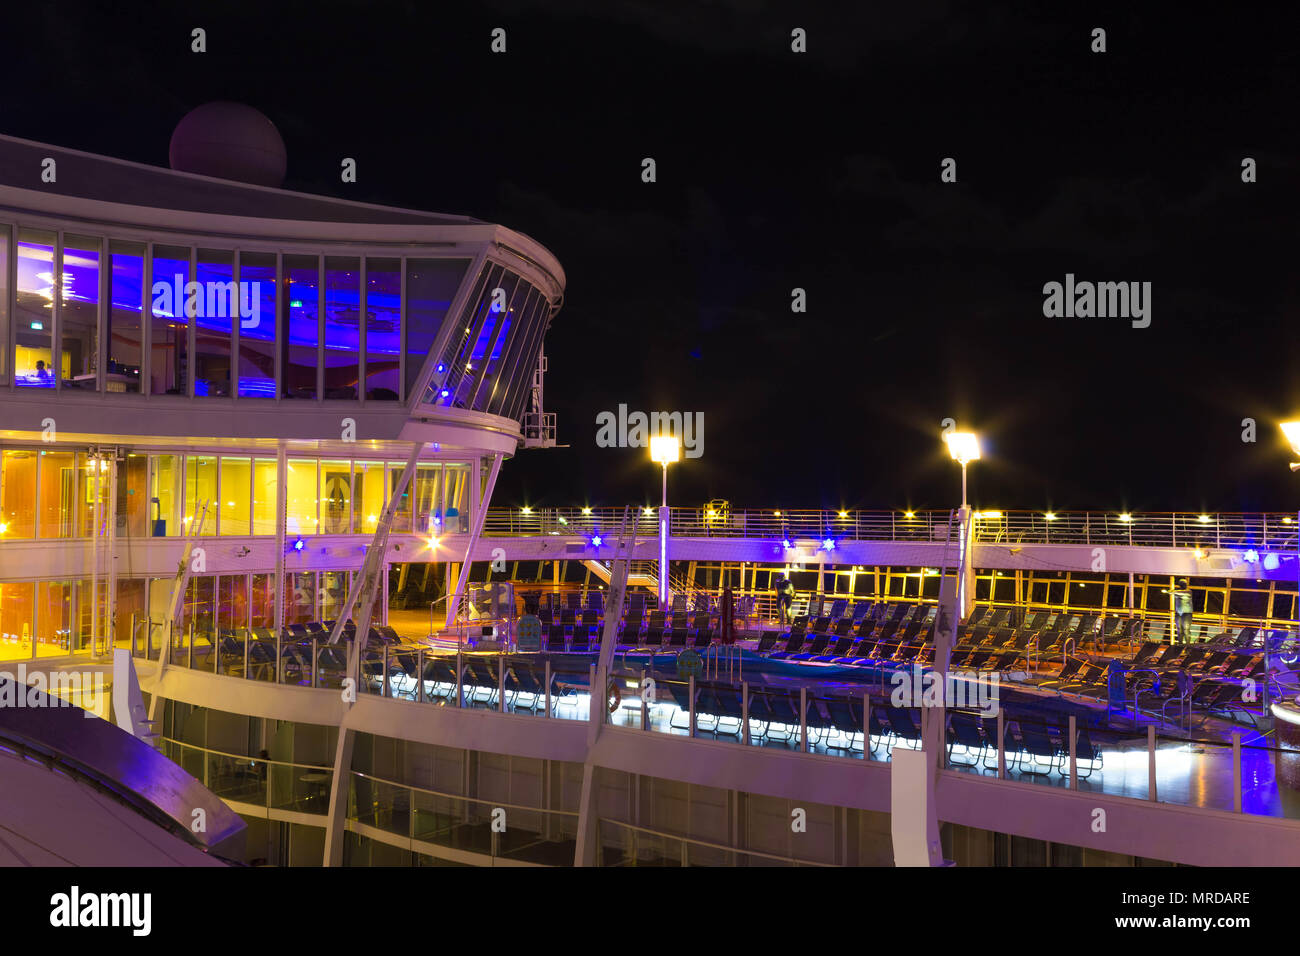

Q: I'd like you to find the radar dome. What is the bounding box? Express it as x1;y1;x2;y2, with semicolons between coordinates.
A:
169;102;287;187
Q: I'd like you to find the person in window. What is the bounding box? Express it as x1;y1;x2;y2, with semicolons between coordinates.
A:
34;359;51;383
1172;578;1194;645
774;575;795;626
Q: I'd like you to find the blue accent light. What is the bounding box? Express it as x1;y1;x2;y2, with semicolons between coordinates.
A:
822;538;836;551
1264;552;1280;571
590;535;603;547
782;539;792;550
293;538;305;553
1244;549;1259;563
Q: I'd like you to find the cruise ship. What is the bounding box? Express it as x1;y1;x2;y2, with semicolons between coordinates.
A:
2;111;1299;873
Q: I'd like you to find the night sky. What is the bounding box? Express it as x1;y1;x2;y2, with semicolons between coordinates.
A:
4;1;1299;515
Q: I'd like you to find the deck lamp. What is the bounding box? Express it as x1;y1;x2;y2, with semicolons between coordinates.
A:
943;431;981;510
1283;422;1300;470
650;434;681;607
944;429;981;622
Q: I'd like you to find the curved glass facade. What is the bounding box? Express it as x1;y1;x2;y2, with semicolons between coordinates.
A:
423;261;553;418
0;218;556;420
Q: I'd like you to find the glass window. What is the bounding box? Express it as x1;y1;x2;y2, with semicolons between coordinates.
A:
413;464;442;535
150;454;182;536
150;245;190;395
321;571;350;622
457;272;519;407
108;241;144;392
0;225;8;382
38;450;77;538
474;284;532;410
37;581;73;658
60;235;101;391
323;257;360;399
0;582;35;661
404;258;469;399
0;449;37;538
183;575;215;636
253;458;278;535
353;461;385;534
15;228;56;388
194;249;235;397
281;255;319;399
184;455;218;535
364;258;401;400
285;571;316;625
320;460;352;533
219;456;252;535
113;579;146;654
239;252;276;397
76;453;111;538
116;453;149;538
75;579;109;656
388;461;413;533
496;287;550;419
443;463;471;533
251;573;276;628
431;264;501;406
218;574;248;632
285;459;318;536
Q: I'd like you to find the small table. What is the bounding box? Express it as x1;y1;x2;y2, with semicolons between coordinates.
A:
299;772;331;802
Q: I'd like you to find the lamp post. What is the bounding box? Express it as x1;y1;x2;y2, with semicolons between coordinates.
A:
1276;422;1300;718
650;435;681;610
943;431;981;620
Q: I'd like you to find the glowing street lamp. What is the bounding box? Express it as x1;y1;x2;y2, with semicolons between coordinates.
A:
943;431;981;510
650;434;681;608
943;429;981;621
650;434;680;508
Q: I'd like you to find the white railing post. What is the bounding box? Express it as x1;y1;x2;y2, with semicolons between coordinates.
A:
741;681;750;744
1068;715;1077;790
1233;732;1242;812
544;659;552;717
1148;725;1157;801
996;710;1006;779
688;675;696;738
456;650;463;707
863;692;871;758
800;687;808;753
499;655;506;713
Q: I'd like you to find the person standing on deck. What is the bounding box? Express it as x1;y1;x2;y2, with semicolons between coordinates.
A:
774;575;795;626
1172;578;1194;645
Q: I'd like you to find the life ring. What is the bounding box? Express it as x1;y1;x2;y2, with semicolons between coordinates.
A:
607;679;622;713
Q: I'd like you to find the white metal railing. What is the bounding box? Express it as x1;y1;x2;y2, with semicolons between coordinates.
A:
479;507;1299;551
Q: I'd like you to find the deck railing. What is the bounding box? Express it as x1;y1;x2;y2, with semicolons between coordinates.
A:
480;507;1299;551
